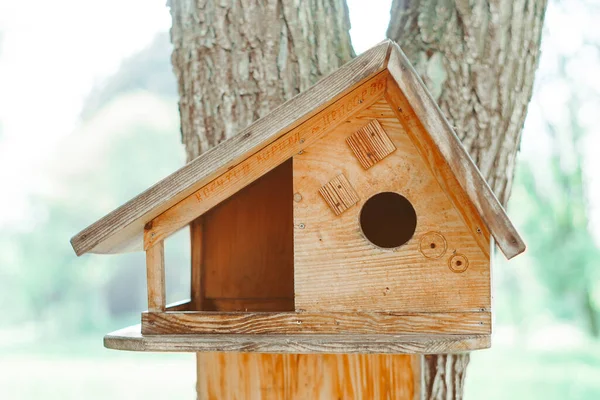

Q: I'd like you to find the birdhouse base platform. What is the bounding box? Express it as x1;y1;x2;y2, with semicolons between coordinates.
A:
104;324;490;354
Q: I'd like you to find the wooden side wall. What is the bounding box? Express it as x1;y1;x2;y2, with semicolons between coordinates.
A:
191;160;294;311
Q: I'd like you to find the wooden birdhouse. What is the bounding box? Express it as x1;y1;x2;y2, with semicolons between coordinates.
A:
71;40;524;355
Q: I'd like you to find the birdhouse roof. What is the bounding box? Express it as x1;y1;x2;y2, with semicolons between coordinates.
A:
71;40;524;259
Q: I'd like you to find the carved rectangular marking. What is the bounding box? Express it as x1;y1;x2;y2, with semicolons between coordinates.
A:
346;119;396;169
319;174;359;215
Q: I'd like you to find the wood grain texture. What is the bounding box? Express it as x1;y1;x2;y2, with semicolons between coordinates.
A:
70;41;392;256
385;43;525;259
190;217;203;311
384;78;491;259
202;298;295;312
293;99;491;312
145;241;165;312
104;324;491;354
144;72;388;250
201;160;294;303
141;311;490;335
318;174;360;215
196;352;417;400
346;119;396;169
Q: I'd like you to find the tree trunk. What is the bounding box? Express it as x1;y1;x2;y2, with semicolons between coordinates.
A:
169;0;354;163
387;1;548;398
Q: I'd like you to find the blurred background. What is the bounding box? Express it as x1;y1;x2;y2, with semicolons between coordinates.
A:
1;0;599;398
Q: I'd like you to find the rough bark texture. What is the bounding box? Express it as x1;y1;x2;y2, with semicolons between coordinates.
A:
387;1;547;399
388;0;547;205
422;354;470;400
169;0;354;162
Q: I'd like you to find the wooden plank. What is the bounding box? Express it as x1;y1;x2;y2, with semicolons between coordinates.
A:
293;99;491;312
190;218;203;311
201;160;294;301
318;174;360;215
144;72;389;250
346;119;396;169
412;355;423;400
202;298;295;312
141;311;490;335
145;240;165;312
71;41;392;256
385;43;525;259
165;299;191;312
197;353;417;400
104;324;491;354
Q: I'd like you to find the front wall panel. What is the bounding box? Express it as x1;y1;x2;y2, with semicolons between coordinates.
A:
293;99;490;312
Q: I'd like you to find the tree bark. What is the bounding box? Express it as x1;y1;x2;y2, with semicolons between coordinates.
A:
169;0;354;162
387;1;548;398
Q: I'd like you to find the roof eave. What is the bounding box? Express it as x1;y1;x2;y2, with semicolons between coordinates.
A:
385;42;525;259
70;40;394;256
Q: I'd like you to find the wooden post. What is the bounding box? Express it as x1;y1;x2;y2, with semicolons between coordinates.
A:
145;240;165;312
196;353;421;399
190;218;203;311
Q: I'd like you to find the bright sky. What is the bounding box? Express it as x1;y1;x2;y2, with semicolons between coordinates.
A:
0;0;599;241
0;0;171;228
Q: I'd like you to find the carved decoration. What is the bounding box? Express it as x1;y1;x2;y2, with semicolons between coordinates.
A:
319;174;360;216
346;119;396;169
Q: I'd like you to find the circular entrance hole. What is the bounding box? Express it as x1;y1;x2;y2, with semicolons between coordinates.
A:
359;192;417;249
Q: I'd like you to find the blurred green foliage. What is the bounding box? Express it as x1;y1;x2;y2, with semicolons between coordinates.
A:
466;344;600;400
492;48;600;339
0;33;190;334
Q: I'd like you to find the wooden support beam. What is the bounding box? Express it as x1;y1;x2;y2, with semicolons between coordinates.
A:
105;324;491;354
196;353;419;399
145;240;165;312
190;218;203;311
143;71;389;250
141;311;490;335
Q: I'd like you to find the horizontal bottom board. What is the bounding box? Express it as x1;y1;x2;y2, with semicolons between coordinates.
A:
104;324;490;354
